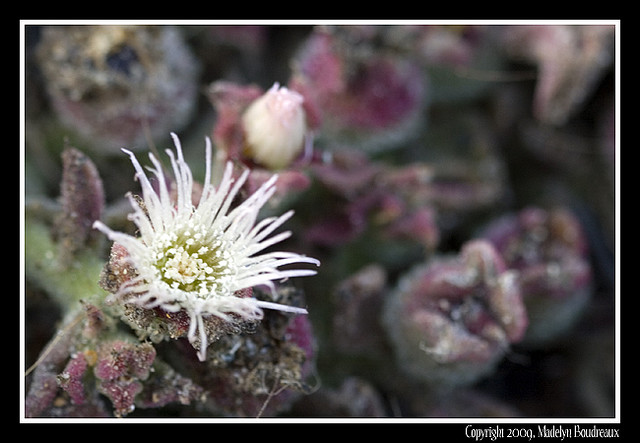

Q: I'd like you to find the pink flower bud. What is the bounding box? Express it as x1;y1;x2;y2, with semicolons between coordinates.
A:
383;240;528;387
479;206;593;345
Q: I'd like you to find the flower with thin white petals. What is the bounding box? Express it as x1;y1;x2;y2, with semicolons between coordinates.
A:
93;133;319;361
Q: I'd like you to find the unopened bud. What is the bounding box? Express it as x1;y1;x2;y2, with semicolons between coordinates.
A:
242;83;307;170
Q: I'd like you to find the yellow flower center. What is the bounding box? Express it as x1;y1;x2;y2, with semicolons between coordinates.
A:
152;225;232;297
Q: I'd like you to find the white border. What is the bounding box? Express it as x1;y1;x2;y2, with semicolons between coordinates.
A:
20;19;621;425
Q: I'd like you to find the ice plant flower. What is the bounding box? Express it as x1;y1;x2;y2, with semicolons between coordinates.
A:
93;133;319;361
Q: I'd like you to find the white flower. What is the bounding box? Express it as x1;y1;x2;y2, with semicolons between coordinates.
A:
93;133;319;361
242;82;307;170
